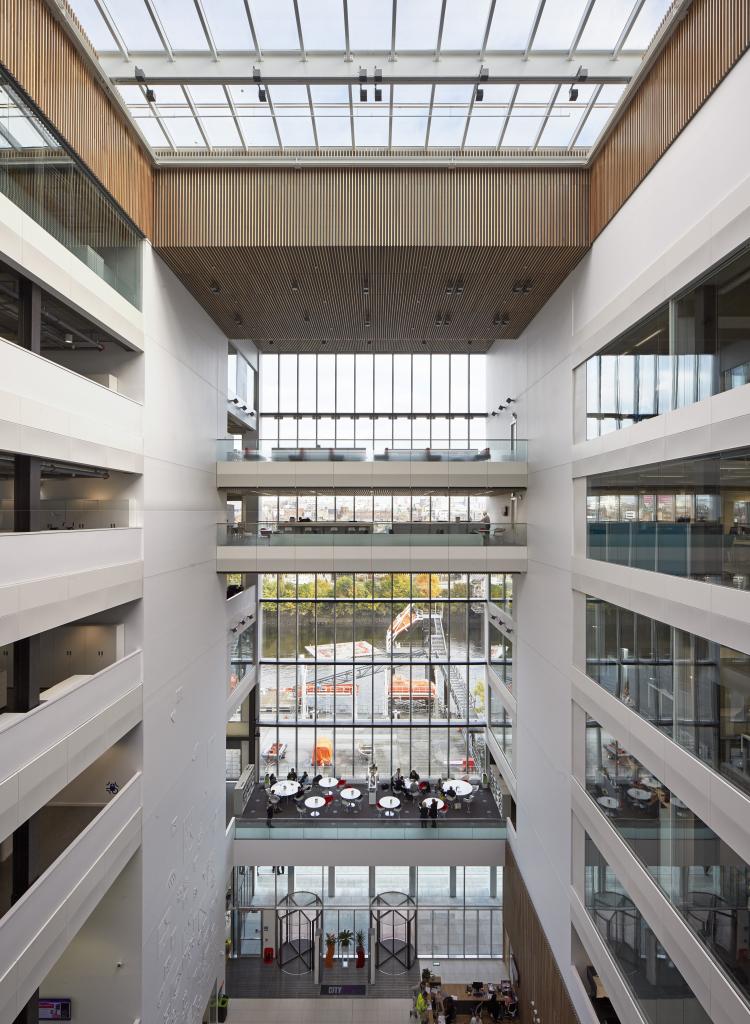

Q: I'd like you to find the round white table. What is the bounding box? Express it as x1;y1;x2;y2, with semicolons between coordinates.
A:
628;788;651;801
597;796;619;810
422;797;445;811
638;777;659;789
305;795;326;817
340;787;361;801
272;780;299;798
380;795;401;817
319;776;339;791
444;779;472;797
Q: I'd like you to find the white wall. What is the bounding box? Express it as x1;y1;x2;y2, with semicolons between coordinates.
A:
136;245;227;1024
485;47;750;1023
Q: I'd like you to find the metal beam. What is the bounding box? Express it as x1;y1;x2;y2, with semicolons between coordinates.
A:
92;0;129;60
193;0;218;61
142;0;174;61
613;0;647;57
241;0;262;58
479;0;497;62
567;0;596;58
101;51;639;86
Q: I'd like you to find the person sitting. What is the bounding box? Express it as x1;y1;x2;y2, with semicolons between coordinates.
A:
296;782;305;797
487;991;501;1022
269;773;277;786
409;768;420;781
287;768;297;781
420;779;431;794
443;996;457;1024
444;785;456;801
312;773;322;786
299;771;309;786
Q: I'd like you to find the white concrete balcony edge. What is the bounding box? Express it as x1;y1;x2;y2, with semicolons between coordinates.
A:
0;337;143;474
226;584;257;630
226;664;258;722
0;529;144;647
572;557;750;656
217;459;528;491
485;730;516;799
0;773;142;1023
233;834;504;868
572;782;750;1024
487;664;516;716
572;384;750;480
218;544;528;574
0;191;144;352
569;887;650;1024
571;666;750;866
0;651;143;844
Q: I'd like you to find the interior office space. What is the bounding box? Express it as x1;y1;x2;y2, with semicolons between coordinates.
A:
0;2;749;1023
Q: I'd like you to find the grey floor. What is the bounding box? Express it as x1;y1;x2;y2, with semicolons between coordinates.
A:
226;952;420;999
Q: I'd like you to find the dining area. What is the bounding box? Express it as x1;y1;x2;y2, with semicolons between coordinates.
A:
248;769;501;828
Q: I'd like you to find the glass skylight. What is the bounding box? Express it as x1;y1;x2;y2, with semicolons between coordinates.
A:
68;0;675;158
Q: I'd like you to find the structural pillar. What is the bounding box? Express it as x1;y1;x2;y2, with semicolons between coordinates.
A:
13;455;41;533
18;277;41;354
449;867;457;899
368;866;376;898
490;866;498;900
327;866;335;899
288;866;295;891
408;866;417;898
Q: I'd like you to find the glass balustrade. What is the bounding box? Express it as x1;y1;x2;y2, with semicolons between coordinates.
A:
218;521;527;547
217;438;527;462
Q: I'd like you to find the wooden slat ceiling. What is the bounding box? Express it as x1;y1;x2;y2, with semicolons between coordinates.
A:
154;165;588;350
157;243;587;351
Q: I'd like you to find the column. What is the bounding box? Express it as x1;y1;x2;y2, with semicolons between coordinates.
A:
13;455;41;533
288;866;295;892
328;866;335;898
408;866;417;898
449;867;457;899
369;866;376;898
18;277;41;354
489;866;497;900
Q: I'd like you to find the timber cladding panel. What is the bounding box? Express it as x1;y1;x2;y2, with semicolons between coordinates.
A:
590;0;750;238
504;846;581;1024
153;166;589;248
0;0;154;235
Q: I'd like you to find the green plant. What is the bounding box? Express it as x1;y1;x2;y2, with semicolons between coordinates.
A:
355;930;366;949
338;928;354;950
326;932;337;947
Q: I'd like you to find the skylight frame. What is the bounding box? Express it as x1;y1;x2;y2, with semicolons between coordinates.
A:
66;0;680;162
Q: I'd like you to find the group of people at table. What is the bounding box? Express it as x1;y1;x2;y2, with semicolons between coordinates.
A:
415;978;518;1022
262;767;476;825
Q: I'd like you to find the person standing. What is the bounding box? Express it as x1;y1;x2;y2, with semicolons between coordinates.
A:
429;800;439;829
419;802;429;829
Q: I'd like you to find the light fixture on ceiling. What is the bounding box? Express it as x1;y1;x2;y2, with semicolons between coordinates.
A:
493;313;509;327
576;64;589;81
512;280;532;294
456;281;464;294
506;397;516;404
374;85;382;102
291;279;299;291
360;85;367;102
364;314;371;327
303;311;310;323
233;313;243;326
145;88;156;104
209;280;221;293
363;277;369;295
569;85;578;102
444;312;452;325
446;281;454;294
134;67;146;83
63;331;74;345
435;313;443;326
258;85;267;102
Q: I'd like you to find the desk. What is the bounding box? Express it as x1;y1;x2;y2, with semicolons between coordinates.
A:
305;795;325;817
380;795;400;817
271;780;299;798
627;787;651;801
444;779;472;797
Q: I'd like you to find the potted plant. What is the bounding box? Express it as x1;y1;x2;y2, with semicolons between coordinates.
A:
355;929;366;968
217;995;229;1023
338;928;354;967
324;932;336;968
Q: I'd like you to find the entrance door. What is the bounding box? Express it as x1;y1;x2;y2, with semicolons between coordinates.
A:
239;909;263;955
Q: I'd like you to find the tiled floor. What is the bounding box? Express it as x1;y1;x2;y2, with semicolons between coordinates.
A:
227;997;412;1023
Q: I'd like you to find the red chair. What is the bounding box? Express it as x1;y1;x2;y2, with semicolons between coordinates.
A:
324;794;335;806
337;778;347;787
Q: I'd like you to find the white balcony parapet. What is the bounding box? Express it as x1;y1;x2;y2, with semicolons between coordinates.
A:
0;774;142;1022
0;337;143;474
0;652;143;843
0;528;143;647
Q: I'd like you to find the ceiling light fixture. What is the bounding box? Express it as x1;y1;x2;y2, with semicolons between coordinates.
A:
233;312;243;325
475;86;484;102
456;281;464;294
303;311;310;322
134;67;146;83
145;88;156;104
209;280;221;293
435;313;443;326
569;85;578;102
505;397;516;404
360;85;367;102
479;66;489;81
446;281;454;294
63;331;74;345
374;67;383;83
363;277;369;295
576;64;589;81
374;85;382;102
291;280;299;291
258;85;267;102
444;312;452;325
364;315;371;327
512;279;532;294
